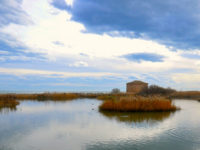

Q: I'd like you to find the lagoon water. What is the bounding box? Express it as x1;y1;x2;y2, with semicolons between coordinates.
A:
0;99;200;150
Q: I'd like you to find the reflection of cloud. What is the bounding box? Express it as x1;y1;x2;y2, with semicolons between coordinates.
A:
6;117;174;150
18;100;92;114
1;99;177;150
0;107;18;114
2;100;200;150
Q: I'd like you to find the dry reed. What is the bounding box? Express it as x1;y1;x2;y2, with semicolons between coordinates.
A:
99;96;178;112
170;91;200;100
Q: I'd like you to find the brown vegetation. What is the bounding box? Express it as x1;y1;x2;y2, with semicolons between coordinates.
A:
100;111;174;123
36;93;79;100
0;94;17;101
97;94;117;101
0;93;83;101
99;96;178;112
139;85;176;96
0;99;20;111
97;93;129;101
170;91;200;100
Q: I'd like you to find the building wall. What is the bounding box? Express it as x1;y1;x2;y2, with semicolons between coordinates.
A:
126;83;148;94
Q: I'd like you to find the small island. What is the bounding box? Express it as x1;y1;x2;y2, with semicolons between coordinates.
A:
99;96;178;112
99;80;179;112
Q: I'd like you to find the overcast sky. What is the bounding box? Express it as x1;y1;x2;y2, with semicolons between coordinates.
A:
0;0;200;92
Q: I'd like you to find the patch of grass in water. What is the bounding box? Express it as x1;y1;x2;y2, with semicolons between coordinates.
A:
99;96;179;112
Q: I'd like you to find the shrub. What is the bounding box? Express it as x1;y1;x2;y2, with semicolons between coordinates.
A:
111;88;120;94
140;85;176;96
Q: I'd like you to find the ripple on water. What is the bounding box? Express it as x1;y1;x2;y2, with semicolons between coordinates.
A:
166;126;200;145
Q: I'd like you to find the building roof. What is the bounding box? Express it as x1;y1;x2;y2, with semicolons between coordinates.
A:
127;80;148;85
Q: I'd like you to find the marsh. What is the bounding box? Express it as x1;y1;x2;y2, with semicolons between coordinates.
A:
0;98;200;150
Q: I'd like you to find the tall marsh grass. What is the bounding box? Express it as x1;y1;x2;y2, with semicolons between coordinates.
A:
170;91;200;100
99;96;178;112
0;93;79;101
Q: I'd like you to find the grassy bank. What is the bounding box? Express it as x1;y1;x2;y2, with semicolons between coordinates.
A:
0;93;101;101
99;96;178;112
170;91;200;100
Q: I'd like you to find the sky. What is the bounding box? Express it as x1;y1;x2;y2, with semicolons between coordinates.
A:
0;0;200;92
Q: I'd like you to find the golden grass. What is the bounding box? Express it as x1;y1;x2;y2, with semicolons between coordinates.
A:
36;93;79;100
170;91;200;100
99;96;178;112
0;94;16;101
97;93;129;101
0;93;79;101
97;94;117;101
0;93;129;101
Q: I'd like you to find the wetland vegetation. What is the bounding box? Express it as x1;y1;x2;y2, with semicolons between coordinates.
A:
99;96;178;112
1;87;200;113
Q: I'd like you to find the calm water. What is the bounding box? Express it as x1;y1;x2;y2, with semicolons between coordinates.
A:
0;99;200;150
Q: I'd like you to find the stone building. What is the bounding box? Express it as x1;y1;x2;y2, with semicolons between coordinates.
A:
126;80;148;94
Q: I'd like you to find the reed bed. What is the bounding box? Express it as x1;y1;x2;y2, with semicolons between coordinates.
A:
36;93;79;100
0;93;80;101
97;94;117;101
97;93;129;101
0;94;17;101
170;91;200;100
0;93;123;101
99;96;178;112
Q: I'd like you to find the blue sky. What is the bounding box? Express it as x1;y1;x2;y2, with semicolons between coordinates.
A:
0;0;200;92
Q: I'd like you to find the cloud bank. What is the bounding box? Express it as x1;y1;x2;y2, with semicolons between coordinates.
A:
0;0;200;91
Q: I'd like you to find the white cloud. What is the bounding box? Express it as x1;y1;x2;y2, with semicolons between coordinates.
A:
0;0;173;59
172;73;200;83
0;50;9;55
0;67;120;78
0;0;200;89
69;61;89;67
65;0;74;6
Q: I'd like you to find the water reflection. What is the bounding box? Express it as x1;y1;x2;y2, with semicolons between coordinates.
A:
0;107;18;114
0;100;20;114
0;99;200;150
100;111;174;124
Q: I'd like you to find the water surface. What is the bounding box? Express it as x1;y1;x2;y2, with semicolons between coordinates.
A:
0;99;200;150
